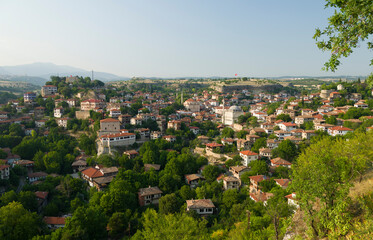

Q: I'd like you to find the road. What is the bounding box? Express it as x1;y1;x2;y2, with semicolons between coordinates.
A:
16;176;26;193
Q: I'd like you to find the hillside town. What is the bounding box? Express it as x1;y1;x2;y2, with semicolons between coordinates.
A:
0;75;372;239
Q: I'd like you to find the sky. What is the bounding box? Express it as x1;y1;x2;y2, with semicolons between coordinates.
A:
0;0;372;78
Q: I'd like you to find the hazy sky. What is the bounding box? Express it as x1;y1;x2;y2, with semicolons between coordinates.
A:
0;0;372;78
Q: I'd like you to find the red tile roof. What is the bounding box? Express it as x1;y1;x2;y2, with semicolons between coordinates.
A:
281;122;297;127
82;167;103;178
44;216;66;225
0;165;10;170
100;118;120;123
250;192;273;202
100;132;135;139
329;126;353;131
35;191;48;199
274;179;291;187
249;175;267;183
206;142;223;148
240;150;258;156
270;157;292;166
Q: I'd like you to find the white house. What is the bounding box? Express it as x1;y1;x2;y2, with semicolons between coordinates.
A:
278;122;297;131
186;199;215;215
328;126;353;136
239;150;259;166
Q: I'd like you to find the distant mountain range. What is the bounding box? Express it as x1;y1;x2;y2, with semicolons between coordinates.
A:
0;62;130;86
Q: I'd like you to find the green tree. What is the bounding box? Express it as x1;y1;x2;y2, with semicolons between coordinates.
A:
272;139;298;162
179;185;196;201
62;206;107;239
325;115;337;125
0;202;41;240
222;189;239;210
251;137;267;153
99;179;137;215
159;193;183;215
276;114;292;122
221;127;235;138
9;123;24;137
0;190;17;207
132;209;208;240
266;189;293;240
225;155;242;168
18;191;38;212
291;132;373;238
78;134;96;155
202;165;221;182
107;211;130;239
236;130;248;139
248;159;268;176
314;1;373;71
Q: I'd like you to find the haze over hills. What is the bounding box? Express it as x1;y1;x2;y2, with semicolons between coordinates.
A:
0;62;129;86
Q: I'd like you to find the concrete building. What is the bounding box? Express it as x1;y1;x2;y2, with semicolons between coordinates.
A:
54;108;64;118
41;85;57;97
186;199;215;215
138;186;163;206
223;176;240;190
223;105;244;125
239;150;259;166
99;132;136;147
0;165;10;180
183;99;200;112
99;118;120;136
80;99;105;111
24;92;37;103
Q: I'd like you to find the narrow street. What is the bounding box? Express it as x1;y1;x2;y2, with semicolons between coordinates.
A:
16;176;26;193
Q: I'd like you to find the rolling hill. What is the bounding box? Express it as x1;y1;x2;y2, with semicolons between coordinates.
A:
0;62;130;86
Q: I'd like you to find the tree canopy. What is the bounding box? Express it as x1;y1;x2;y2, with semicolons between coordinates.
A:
291;132;373;238
314;1;373;71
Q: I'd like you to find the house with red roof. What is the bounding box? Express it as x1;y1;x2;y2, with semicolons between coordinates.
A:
206;142;223;152
163;135;177;143
186;199;215;215
270;157;292;168
80;99;105;111
223;176;240;190
138;186;163;206
239;150;259;166
285;193;299;208
250;191;273;205
44;216;66;229
81;166;118;190
28;172;48;183
249;175;268;193
185;174;205;188
278;122;297;131
35;191;49;212
327;126;353;136
274;179;291;189
0;165;10;180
